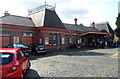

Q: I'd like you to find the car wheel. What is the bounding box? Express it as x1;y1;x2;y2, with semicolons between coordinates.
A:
26;60;31;70
21;72;25;79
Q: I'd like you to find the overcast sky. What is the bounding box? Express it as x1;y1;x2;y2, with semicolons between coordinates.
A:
0;0;119;29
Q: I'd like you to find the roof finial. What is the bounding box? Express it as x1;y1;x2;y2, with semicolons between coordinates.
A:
54;3;56;8
45;1;47;5
4;10;10;16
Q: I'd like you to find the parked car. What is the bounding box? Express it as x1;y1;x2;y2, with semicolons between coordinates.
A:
0;48;31;78
5;44;31;54
70;44;81;48
29;44;47;55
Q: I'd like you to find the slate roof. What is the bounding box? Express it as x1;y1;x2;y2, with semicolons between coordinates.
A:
44;9;65;29
64;23;85;31
0;15;35;27
95;22;114;34
83;26;100;32
106;23;115;34
64;23;100;32
28;8;66;29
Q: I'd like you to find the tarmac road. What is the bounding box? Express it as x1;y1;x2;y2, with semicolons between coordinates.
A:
24;47;119;78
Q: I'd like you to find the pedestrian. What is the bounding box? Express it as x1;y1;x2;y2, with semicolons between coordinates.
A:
105;41;107;48
96;39;100;48
102;41;105;49
99;40;103;48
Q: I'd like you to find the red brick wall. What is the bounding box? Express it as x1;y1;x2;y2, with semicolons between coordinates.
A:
1;24;36;47
1;24;83;50
37;27;69;50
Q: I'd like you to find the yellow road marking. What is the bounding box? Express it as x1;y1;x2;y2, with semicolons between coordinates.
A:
112;57;120;58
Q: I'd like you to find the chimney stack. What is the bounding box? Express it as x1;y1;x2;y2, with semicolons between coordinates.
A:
91;22;95;27
79;23;83;26
74;18;78;25
4;11;9;16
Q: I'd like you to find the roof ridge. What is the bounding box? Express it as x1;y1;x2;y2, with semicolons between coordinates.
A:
1;14;35;27
1;15;30;19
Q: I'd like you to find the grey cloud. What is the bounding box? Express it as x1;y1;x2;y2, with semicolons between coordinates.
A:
59;8;89;19
15;0;89;20
71;8;89;15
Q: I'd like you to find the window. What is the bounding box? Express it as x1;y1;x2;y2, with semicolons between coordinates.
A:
72;35;74;44
75;35;78;44
49;33;59;45
53;33;57;45
0;53;13;65
17;51;24;60
49;33;53;45
0;31;10;36
65;34;68;44
72;35;78;44
58;33;61;45
22;32;33;36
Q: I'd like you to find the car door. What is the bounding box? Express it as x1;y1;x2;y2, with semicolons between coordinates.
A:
17;51;28;71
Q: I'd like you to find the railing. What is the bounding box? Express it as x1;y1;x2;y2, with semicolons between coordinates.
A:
28;4;56;15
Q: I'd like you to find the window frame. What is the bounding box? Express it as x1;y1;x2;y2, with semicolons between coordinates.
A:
0;31;10;36
22;32;33;37
17;50;25;60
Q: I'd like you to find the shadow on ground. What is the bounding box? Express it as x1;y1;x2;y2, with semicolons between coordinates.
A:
64;51;108;56
29;47;118;60
24;69;42;79
29;47;95;60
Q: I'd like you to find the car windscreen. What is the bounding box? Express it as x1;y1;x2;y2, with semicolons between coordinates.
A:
15;44;28;48
37;45;44;48
0;53;13;65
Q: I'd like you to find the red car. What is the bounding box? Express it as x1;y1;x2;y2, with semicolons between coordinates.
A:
0;48;31;79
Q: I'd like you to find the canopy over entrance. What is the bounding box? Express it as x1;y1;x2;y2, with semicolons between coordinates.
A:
79;31;108;37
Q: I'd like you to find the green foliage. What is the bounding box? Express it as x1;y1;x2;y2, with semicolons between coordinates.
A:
115;28;120;36
116;13;120;29
115;13;120;37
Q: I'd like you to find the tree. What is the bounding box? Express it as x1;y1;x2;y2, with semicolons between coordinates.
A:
115;13;120;37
